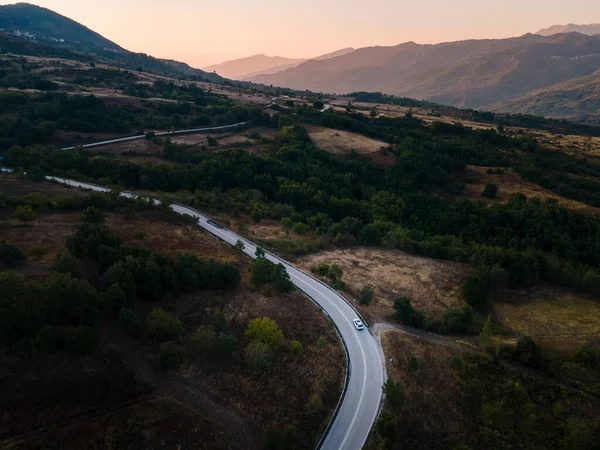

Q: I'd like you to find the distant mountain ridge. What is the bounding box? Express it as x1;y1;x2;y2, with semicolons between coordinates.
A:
536;24;600;37
204;47;355;80
0;2;221;81
250;33;600;118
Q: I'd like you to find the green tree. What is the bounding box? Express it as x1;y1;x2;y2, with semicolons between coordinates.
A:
245;317;284;350
482;183;498;199
217;332;238;356
13;205;37;223
0;242;25;265
290;340;303;355
406;354;419;373
272;263;294;294
383;379;405;412
158;341;185;369
359;284;375;306
255;246;266;259
213;312;226;334
462;378;484;412
145;307;184;343
81;206;105;224
245;341;274;372
101;284;129;319
190;326;217;355
118;307;142;338
54;250;78;277
251;258;275;286
376;409;397;447
480;316;493;351
443;306;473;334
26;165;45;182
234;239;245;253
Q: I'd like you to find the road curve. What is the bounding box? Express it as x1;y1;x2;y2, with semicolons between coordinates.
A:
0;170;386;449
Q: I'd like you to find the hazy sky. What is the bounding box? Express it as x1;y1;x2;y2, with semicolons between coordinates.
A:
2;0;599;67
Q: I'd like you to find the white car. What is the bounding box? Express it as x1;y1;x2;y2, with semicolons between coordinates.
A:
353;318;365;330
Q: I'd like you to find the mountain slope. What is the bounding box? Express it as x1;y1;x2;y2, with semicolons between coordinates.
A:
206;48;356;80
204;54;306;80
251;33;600;110
485;69;600;125
0;3;221;81
0;3;122;51
536;24;600;37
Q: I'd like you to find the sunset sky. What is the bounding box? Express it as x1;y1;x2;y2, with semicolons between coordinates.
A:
2;0;599;67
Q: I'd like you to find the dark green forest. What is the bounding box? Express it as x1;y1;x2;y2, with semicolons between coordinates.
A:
5;107;600;311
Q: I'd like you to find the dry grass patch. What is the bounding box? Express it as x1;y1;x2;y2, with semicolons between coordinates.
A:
295;248;469;322
376;329;472;449
306;125;395;165
463;166;600;215
0;176;81;197
494;286;600;354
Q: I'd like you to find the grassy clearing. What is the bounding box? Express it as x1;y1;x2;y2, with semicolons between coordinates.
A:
306;125;395;165
462;166;600;215
295;247;470;322
494;286;600;354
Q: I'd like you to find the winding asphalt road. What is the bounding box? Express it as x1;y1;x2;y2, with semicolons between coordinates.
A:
1;121;386;449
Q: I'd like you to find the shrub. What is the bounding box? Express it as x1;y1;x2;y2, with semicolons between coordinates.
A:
292;222;310;234
145;308;184;343
101;284;129;319
190;326;217;355
442;306;473;334
0;241;25;265
158;341;185;369
245;341;274;372
13;205;37;223
54;250;78;277
28;245;49;260
245;317;284;350
290;340;303;355
383;379;405;412
217;332;238;356
482;183;498;199
359;284;375;306
26;165;45;182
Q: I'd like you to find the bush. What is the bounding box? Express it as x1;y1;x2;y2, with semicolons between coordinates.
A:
217;332;238;356
145;307;184;343
28;245;49;260
54;250;78;277
101;284;129;319
359;284;375;306
393;296;428;329
245;317;284;351
292;222;310;234
290;340;303;355
0;241;26;265
482;183;498;199
190;326;217;355
462;378;484;412
442;306;473;334
245;341;274;372
158;341;185;369
13;205;37;223
26;165;45;182
383;379;405;412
